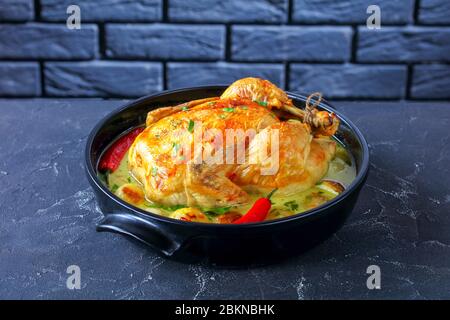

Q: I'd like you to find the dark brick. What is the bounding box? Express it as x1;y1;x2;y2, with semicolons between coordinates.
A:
0;23;98;60
169;0;288;23
167;62;284;89
358;27;450;63
0;63;41;96
289;64;407;98
0;0;34;21
232;26;352;62
293;0;413;24
44;62;162;97
411;65;450;99
41;0;162;22
106;24;225;60
419;0;450;25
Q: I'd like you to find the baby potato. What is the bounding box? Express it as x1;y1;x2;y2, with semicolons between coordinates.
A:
115;183;146;206
170;207;210;223
304;192;330;209
316;180;345;195
215;212;242;224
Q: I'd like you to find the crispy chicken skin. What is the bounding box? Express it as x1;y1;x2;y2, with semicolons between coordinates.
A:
221;77;292;109
128;78;337;208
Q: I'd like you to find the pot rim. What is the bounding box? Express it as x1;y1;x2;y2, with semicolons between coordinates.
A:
85;85;370;230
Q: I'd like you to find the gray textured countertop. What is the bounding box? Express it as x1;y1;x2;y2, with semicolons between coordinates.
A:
1;99;449;299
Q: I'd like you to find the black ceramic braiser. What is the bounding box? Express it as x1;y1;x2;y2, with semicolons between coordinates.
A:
85;86;369;265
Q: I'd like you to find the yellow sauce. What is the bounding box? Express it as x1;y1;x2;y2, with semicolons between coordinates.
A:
104;141;356;223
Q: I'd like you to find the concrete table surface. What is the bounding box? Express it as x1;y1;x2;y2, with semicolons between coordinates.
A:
0;99;449;299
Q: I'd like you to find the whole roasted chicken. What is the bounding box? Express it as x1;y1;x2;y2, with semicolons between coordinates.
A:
128;78;339;209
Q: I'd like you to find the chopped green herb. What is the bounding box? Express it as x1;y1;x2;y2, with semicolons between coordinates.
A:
181;105;189;111
145;203;186;212
202;206;232;215
144;201;232;216
98;171;109;186
127;177;132;183
222;107;235;113
284;200;299;211
111;184;119;193
151;167;158;176
187;119;195;133
255;100;268;107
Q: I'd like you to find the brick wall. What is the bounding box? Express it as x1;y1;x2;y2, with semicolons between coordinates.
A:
0;0;449;100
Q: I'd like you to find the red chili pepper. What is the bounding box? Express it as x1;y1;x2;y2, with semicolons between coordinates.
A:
233;188;277;224
99;127;144;172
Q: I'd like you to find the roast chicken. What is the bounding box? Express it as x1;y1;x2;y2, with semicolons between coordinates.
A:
128;78;339;209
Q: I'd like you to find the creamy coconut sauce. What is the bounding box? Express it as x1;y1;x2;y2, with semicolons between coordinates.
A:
102;139;356;223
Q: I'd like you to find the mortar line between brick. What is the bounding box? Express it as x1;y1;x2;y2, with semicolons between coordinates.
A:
284;62;290;91
406;64;414;99
39;61;46;96
98;23;107;58
5;58;447;66
413;0;421;25
6;21;444;27
225;25;232;61
34;0;41;20
72;21;435;27
350;25;358;62
288;0;293;24
163;62;168;90
4;21;446;27
162;0;168;22
97;23;106;59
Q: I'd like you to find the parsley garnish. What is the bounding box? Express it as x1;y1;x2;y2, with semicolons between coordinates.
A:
187;120;195;133
255;100;268;107
284;200;299;211
223;107;235;112
111;184;119;193
145;203;186;212
202;206;232;215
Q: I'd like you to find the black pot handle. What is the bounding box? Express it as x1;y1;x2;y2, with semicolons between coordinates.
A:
96;213;185;257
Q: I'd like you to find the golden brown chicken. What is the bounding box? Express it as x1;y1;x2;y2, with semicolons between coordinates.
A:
128;78;339;209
